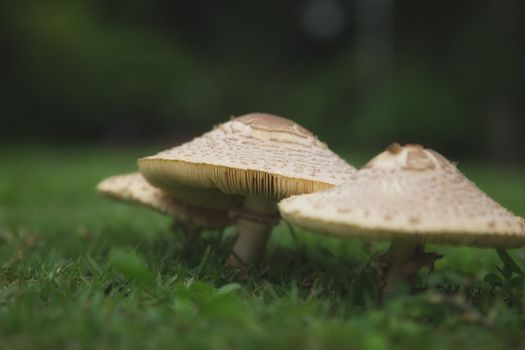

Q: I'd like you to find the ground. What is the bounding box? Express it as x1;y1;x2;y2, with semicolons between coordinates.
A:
1;145;524;349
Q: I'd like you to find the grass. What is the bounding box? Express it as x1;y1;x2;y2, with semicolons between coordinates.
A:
1;144;525;349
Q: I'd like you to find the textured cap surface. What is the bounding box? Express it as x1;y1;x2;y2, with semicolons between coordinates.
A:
138;113;356;199
97;173;235;229
279;144;525;248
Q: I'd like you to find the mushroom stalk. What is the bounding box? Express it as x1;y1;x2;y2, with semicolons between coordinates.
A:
227;196;279;268
381;240;441;295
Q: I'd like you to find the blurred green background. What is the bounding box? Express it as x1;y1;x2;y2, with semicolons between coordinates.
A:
0;0;524;162
1;2;525;348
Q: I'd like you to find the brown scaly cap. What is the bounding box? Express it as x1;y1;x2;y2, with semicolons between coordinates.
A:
279;143;525;248
138;113;356;199
97;173;236;229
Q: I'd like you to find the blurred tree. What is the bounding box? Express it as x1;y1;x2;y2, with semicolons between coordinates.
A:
0;0;523;163
485;0;524;164
354;0;393;99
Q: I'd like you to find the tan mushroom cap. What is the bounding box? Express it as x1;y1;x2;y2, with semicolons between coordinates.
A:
279;144;525;248
97;173;235;229
138;113;356;199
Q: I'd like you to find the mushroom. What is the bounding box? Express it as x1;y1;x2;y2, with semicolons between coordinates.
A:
97;172;240;238
279;143;525;294
138;113;356;267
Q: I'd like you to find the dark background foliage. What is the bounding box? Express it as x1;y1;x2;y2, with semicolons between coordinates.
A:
1;0;524;162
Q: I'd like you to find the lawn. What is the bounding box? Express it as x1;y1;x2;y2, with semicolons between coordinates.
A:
1;145;525;349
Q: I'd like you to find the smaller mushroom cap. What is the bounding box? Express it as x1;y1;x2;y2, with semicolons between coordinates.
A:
97;173;235;229
138;113;356;199
279;144;525;248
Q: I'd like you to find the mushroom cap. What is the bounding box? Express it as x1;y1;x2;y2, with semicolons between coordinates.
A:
97;173;236;229
138;113;356;199
279;144;525;248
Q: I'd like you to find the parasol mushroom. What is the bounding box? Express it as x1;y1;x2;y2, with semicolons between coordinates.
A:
138;113;356;267
279;143;525;294
97;172;240;239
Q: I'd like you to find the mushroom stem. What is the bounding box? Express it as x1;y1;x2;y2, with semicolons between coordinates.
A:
226;196;279;268
381;241;441;295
